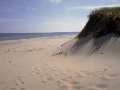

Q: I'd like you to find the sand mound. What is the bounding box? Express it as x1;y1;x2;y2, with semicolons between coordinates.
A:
60;33;120;56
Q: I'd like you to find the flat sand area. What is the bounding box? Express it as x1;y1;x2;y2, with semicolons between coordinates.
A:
0;35;120;90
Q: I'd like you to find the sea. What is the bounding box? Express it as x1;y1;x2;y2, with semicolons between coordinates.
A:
0;32;79;41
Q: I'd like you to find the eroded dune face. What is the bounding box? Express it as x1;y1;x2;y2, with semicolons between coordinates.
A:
61;33;120;56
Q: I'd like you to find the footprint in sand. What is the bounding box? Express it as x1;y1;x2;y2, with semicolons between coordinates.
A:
70;81;82;90
42;79;48;83
47;75;55;81
88;83;108;90
20;88;25;90
15;88;25;90
9;87;17;90
41;75;55;84
0;81;4;85
96;84;109;88
57;79;82;90
88;87;99;90
76;71;91;78
51;68;56;72
72;86;83;90
59;84;68;90
66;76;72;80
31;68;41;76
9;87;25;90
88;84;108;90
13;76;24;86
76;72;86;77
70;81;79;85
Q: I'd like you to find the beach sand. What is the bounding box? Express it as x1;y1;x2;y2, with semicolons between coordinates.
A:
0;34;120;90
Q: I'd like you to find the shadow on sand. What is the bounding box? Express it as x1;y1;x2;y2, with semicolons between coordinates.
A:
70;33;119;55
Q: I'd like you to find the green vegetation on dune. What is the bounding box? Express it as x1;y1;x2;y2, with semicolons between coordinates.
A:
77;7;120;38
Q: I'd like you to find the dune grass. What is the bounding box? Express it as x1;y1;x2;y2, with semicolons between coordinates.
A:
77;7;120;38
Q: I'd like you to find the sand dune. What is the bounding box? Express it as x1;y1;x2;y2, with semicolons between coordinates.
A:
60;33;120;56
0;34;120;90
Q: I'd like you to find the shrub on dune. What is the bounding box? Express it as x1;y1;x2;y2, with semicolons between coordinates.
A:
77;7;120;38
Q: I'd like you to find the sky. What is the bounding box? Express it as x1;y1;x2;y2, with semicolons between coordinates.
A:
0;0;120;33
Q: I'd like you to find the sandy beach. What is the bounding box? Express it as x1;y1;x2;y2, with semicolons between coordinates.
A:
0;34;120;90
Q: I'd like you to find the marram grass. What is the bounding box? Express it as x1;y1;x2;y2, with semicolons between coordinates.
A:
77;7;120;38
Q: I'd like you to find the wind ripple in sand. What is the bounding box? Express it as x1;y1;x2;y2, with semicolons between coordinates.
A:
13;76;24;86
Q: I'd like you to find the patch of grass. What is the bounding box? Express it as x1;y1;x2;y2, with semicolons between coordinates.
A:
77;7;120;38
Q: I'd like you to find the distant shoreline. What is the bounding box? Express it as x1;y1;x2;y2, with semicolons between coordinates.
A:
0;32;78;41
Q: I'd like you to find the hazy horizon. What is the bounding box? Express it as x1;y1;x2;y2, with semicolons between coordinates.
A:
0;31;79;33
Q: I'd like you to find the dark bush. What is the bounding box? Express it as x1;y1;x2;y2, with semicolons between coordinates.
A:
77;7;120;38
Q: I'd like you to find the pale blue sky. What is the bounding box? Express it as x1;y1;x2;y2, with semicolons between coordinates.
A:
0;0;119;33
